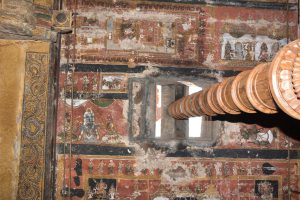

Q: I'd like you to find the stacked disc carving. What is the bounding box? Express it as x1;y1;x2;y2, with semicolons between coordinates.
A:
168;39;300;120
269;40;300;120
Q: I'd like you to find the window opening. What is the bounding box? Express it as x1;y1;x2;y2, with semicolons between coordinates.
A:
187;84;203;138
129;77;221;147
155;85;162;138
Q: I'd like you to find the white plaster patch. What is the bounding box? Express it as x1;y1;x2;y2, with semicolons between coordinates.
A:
224;121;240;133
134;145;167;173
161;162;193;185
65;99;87;107
203;53;214;66
141;64;160;76
214;162;223;176
122;99;129;120
207;16;296;30
194;162;206;177
153;197;169;200
218;121;242;145
182;22;191;31
87;37;93;44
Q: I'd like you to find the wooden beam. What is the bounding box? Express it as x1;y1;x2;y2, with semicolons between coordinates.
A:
168;39;300;120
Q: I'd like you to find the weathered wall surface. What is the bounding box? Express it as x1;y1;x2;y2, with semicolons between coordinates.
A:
55;67;300;200
0;40;25;200
61;0;297;69
0;40;50;200
56;0;300;199
0;0;54;40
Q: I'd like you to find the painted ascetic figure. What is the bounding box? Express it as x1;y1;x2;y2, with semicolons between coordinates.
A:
79;108;99;143
224;41;232;60
259;42;269;62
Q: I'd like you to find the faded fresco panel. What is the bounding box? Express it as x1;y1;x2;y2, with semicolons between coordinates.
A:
62;0;206;66
55;155;299;199
56;99;128;145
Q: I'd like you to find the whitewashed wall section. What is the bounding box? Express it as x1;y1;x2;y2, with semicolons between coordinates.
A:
221;33;287;62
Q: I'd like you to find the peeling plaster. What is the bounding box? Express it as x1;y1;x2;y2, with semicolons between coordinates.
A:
203;52;215;66
218;121;242;145
214;162;223;176
207;17;296;30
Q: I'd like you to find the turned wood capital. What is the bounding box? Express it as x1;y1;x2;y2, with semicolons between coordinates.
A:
168;39;300;120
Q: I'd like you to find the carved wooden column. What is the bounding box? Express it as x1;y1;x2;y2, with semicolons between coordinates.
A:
168;39;300;120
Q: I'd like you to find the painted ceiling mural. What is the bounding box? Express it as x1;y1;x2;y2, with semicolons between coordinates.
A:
55;0;300;200
61;0;206;67
61;0;297;69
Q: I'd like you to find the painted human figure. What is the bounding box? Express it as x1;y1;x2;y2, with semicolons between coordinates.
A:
74;157;82;176
64;112;71;132
125;161;134;175
235;42;243;59
108;160;115;175
224;41;232;60
88;159;94;175
98;160;104;175
82;74;90;92
92;74;98;92
96;180;108;199
108;184;116;200
65;72;73;92
259;42;269;62
258;181;273;200
102;115;124;144
245;42;254;61
79;108;100;143
118;161;123;175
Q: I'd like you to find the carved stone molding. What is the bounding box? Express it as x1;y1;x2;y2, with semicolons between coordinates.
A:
17;52;49;200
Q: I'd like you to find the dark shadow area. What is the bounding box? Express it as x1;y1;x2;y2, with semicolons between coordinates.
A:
213;110;300;142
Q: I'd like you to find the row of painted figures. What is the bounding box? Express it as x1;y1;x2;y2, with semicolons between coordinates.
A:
86;159;135;176
62;179;276;200
224;41;281;62
62;73;128;94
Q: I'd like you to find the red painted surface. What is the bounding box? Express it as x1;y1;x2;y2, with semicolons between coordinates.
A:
56;1;300;199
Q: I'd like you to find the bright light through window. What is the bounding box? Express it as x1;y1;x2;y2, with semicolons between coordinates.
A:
188;84;202;138
155;85;162;138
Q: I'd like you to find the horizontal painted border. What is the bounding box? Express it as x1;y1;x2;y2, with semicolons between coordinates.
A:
56;144;135;156
57;144;300;159
64;92;128;99
61;64;146;73
61;64;240;77
147;0;297;10
167;149;298;159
